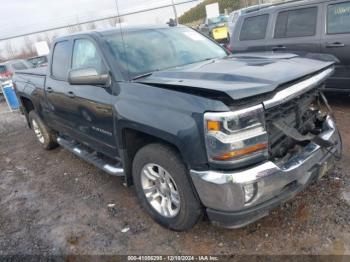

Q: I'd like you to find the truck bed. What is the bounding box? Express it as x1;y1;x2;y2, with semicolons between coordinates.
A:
15;67;47;76
14;67;46;97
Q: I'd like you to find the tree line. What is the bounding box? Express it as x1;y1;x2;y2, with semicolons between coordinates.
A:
0;17;124;62
178;0;275;25
178;0;241;24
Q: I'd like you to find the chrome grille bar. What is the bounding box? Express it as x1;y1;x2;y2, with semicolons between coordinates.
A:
263;68;334;109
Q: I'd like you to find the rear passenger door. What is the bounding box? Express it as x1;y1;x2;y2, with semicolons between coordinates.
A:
232;14;270;52
321;0;350;89
45;40;74;133
266;5;321;53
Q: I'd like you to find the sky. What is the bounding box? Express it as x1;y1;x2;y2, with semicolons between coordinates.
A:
0;0;201;58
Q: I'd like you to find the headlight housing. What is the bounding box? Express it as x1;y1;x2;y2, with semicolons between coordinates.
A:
204;104;268;167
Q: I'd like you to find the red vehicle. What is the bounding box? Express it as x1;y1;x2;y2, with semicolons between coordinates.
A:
0;64;13;80
0;59;32;81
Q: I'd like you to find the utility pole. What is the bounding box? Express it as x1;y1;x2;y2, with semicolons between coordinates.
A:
171;0;178;24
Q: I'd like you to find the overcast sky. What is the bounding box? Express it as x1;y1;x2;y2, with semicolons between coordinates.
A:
0;0;199;39
0;0;200;57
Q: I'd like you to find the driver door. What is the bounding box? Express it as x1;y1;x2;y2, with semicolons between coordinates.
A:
66;37;117;158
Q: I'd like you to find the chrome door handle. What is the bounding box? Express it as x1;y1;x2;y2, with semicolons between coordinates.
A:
272;45;286;51
326;42;345;48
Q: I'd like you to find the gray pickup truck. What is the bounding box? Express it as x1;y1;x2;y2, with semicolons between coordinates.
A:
13;25;341;231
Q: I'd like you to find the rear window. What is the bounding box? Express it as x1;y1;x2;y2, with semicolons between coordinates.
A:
0;66;6;73
51;41;71;80
328;2;350;34
239;14;269;41
274;7;318;38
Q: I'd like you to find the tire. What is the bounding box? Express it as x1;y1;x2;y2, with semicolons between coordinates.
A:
28;111;58;150
132;143;203;231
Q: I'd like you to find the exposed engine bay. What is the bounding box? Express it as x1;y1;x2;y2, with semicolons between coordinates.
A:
265;89;335;164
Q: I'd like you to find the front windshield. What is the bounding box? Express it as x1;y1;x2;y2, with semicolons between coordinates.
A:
208;15;229;25
104;27;227;79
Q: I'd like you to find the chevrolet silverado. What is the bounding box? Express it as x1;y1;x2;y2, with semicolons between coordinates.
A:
13;25;342;231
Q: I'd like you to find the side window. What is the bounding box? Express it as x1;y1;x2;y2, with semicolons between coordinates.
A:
327;1;350;34
51;41;71;80
239;14;269;41
72;39;106;74
275;7;318;38
12;62;28;70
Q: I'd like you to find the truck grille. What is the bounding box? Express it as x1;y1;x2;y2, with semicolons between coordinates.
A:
265;89;319;160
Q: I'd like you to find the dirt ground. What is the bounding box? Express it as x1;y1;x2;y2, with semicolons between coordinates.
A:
0;94;349;256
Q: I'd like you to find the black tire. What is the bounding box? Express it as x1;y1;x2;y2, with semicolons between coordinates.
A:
28;111;58;150
132;143;203;231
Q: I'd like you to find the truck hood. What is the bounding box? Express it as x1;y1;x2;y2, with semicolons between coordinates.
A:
137;52;334;101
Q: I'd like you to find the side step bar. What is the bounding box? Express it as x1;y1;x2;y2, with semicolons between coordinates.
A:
57;137;124;176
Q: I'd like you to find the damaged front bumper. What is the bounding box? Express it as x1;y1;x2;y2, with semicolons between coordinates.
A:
190;116;341;228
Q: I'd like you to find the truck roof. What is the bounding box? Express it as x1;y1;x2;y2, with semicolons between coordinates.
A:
55;24;184;41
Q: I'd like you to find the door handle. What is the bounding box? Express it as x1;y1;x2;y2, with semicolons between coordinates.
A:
326;42;345;48
272;45;286;51
46;87;53;93
67;91;75;98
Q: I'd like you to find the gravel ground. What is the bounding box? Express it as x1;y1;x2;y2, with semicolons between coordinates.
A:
0;94;349;256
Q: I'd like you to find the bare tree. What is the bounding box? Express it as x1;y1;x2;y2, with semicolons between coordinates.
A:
23;36;36;56
51;33;59;41
0;47;6;62
85;22;97;30
107;16;124;27
5;42;16;59
43;33;53;48
67;22;83;34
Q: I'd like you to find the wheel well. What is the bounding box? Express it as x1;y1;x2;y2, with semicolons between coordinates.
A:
21;97;34;114
122;128;182;186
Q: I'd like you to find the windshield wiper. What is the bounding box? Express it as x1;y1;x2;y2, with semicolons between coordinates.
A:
131;58;219;80
132;72;154;81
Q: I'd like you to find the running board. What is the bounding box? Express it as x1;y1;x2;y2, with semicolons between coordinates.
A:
57;137;124;176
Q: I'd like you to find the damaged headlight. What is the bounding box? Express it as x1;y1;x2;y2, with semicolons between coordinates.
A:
204;105;268;167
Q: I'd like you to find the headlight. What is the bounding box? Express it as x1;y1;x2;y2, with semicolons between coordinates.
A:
204;104;268;167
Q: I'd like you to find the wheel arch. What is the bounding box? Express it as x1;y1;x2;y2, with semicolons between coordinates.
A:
19;96;36;127
119;127;187;187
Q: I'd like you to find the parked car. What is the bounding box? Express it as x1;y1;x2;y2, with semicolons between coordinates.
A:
229;0;350;92
0;59;32;94
199;14;230;43
27;55;48;68
228;3;272;35
0;59;32;81
14;25;341;230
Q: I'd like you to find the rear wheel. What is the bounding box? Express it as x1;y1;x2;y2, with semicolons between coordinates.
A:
132;143;203;231
29;111;58;150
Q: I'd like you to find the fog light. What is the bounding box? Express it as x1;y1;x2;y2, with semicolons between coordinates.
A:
244;183;257;203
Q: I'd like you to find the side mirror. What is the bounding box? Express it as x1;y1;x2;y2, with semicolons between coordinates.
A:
68;68;111;86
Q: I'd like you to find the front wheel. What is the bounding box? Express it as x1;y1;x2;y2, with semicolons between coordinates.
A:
132;143;203;231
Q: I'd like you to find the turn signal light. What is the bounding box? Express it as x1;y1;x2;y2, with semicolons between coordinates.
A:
212;143;268;161
207;120;220;131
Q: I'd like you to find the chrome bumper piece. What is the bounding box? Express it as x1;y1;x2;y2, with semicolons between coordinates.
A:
190;116;341;221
